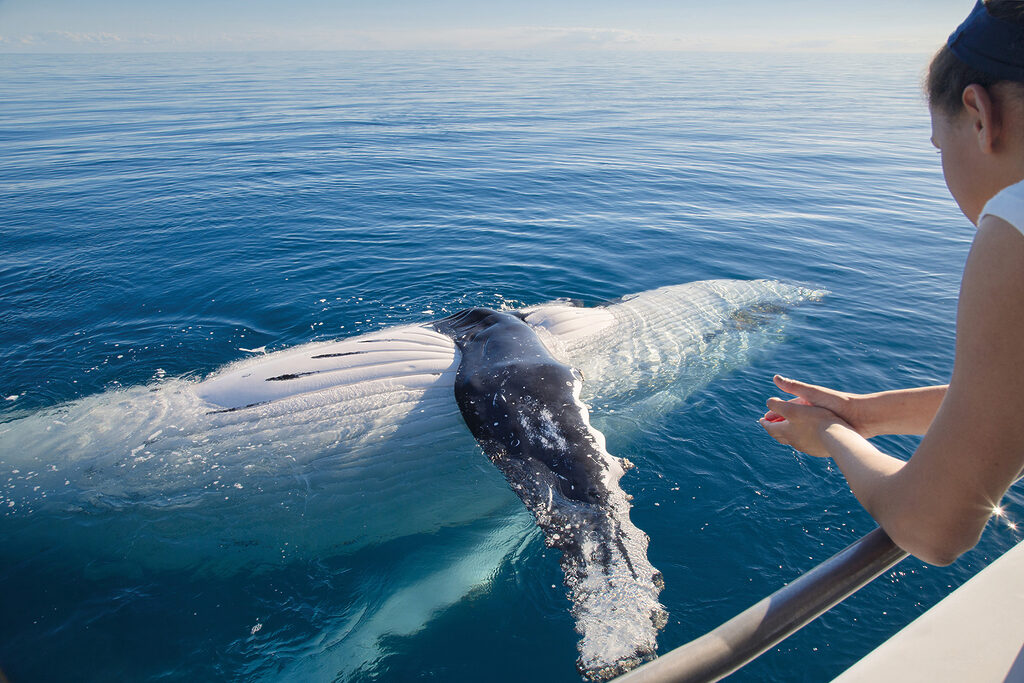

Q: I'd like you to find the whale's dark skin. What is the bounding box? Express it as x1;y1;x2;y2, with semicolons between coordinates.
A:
434;307;608;510
434;307;664;681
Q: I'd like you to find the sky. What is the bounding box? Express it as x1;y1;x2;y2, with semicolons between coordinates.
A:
0;0;971;54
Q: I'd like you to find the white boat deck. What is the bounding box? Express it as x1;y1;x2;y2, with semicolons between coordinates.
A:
833;539;1024;683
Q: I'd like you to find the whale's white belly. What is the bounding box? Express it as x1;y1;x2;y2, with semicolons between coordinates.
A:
0;279;824;574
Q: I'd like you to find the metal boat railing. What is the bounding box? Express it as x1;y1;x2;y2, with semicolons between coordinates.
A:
615;527;909;683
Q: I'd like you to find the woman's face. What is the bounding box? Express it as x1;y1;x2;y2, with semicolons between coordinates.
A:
930;105;987;224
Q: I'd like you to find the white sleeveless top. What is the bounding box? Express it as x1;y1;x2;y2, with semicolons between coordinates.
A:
980;179;1024;234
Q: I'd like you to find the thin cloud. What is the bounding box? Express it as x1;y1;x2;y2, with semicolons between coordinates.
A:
0;31;127;48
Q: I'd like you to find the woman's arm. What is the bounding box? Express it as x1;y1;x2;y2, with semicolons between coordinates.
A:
761;216;1024;565
766;377;947;437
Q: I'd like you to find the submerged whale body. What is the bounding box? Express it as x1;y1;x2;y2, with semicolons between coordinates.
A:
0;279;825;679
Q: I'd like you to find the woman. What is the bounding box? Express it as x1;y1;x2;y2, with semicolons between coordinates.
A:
759;0;1024;566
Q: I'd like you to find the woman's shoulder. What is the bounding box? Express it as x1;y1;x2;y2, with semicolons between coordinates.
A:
980;178;1024;235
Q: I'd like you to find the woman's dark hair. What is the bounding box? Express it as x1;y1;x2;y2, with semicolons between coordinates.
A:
928;1;1024;115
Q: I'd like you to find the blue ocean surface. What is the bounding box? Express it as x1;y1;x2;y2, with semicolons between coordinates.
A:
1;50;1021;681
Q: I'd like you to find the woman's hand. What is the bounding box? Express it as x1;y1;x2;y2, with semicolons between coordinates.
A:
758;392;855;458
762;375;880;437
763;376;948;438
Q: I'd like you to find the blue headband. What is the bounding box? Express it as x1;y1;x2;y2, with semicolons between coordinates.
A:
948;0;1024;81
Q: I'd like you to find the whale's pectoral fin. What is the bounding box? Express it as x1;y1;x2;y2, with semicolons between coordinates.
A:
482;404;667;681
435;308;666;680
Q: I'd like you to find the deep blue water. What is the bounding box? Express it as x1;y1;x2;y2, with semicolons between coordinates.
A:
1;50;1021;682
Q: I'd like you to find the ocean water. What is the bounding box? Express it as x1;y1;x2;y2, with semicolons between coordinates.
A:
1;50;1021;682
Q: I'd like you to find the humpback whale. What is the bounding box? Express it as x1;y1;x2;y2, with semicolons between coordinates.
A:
0;279;824;680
